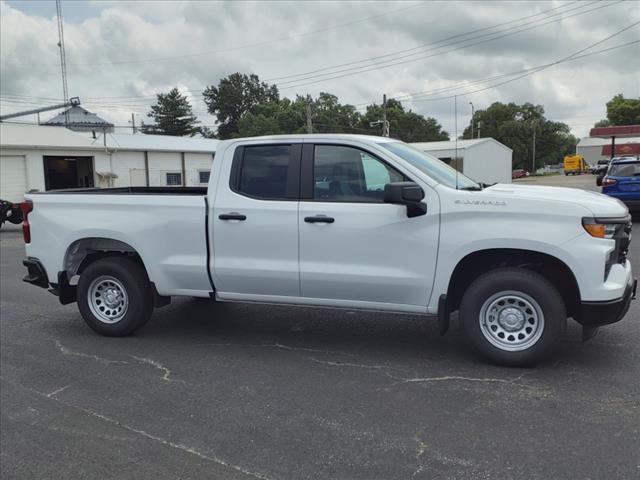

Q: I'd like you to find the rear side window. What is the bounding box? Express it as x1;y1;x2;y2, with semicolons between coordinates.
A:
609;162;640;177
234;145;294;200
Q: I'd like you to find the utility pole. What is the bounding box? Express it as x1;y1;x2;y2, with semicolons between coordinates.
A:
469;102;474;139
130;113;137;134
305;95;313;134
382;94;389;137
532;121;537;174
477;121;481;139
56;0;69;127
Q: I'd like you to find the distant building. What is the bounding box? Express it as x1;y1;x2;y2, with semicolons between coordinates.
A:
44;105;115;133
0;123;218;201
411;138;513;184
577;125;640;165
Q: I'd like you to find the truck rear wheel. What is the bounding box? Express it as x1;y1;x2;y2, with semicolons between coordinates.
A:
459;268;566;367
77;257;153;336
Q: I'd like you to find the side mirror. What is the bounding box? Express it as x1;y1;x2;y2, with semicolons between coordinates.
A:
596;175;604;187
384;182;427;218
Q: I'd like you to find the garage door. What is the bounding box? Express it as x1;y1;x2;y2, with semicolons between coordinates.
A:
0;155;27;202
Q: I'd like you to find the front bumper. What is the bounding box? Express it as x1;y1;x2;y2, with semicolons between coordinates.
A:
579;277;637;327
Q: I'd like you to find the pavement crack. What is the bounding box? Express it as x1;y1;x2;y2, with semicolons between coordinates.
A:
46;385;71;398
81;409;272;479
1;377;273;480
132;356;178;383
53;339;128;366
413;435;428;477
204;342;357;358
309;358;393;370
387;373;541;390
412;434;473;477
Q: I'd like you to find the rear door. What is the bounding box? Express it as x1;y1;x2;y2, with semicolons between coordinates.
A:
297;142;439;311
212;143;302;298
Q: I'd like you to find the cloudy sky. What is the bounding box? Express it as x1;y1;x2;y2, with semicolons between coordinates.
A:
1;0;638;138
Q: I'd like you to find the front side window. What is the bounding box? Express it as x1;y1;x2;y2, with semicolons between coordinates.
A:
379;141;479;190
236;145;292;199
313;145;405;202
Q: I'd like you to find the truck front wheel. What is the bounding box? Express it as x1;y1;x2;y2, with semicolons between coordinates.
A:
77;257;153;336
459;268;566;367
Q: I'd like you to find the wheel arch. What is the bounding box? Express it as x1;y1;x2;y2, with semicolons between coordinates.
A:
445;248;581;320
63;237;148;279
60;237;170;308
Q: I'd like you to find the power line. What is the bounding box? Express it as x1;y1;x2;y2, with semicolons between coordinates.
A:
2;2;427;68
277;0;624;90
265;0;584;82
376;40;640;106
2;31;636;126
1;1;627;104
393;21;640;104
1;39;635;118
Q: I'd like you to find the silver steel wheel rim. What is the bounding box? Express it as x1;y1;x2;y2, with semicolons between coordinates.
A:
479;291;544;352
87;275;128;324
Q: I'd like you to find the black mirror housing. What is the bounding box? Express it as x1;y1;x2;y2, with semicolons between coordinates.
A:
384;182;425;203
596;175;604;187
384;182;427;218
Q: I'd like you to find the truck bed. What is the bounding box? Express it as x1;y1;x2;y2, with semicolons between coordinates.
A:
31;186;208;195
24;189;212;297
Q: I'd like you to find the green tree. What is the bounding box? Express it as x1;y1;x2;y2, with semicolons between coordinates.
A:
595;94;640;127
140;88;200;136
311;93;362;133
203;73;279;139
235;93;363;137
359;99;449;142
463;102;576;170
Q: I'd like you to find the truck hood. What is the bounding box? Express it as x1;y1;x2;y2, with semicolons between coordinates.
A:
485;183;628;217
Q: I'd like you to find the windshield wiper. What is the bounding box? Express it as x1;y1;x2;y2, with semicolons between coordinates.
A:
459;185;483;191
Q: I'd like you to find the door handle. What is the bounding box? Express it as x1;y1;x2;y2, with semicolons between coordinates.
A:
219;213;246;221
304;215;335;224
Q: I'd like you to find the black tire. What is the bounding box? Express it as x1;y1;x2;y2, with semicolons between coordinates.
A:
7;208;23;224
459;268;566;367
77;257;153;336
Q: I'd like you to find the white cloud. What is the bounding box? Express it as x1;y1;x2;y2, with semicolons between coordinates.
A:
1;0;638;137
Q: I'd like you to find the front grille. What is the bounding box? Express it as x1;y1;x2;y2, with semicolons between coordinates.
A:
615;220;632;264
604;217;632;281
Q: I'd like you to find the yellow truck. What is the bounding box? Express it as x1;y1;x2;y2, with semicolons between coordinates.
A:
563;154;587;175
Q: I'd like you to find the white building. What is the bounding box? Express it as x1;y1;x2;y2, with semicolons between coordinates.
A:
0;123;218;202
577;136;640;165
411;138;512;184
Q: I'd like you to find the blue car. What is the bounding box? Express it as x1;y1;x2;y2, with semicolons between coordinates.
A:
601;157;640;211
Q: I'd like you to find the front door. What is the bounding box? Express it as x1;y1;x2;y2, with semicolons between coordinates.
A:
298;143;439;311
212;143;301;299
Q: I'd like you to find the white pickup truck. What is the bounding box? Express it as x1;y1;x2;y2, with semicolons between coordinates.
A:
21;134;635;366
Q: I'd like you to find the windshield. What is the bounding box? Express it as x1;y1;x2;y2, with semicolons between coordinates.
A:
609;162;640;177
379;142;480;190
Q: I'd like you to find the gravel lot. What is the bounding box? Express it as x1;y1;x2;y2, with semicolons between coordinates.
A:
1;174;639;480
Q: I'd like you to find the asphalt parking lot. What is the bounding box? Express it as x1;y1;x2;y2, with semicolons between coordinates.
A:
1;174;638;480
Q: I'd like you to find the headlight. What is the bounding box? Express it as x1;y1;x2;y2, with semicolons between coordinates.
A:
582;218;618;239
